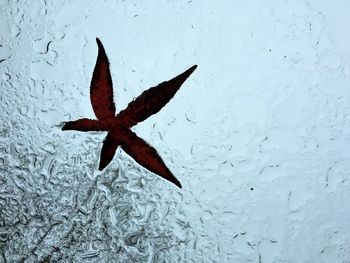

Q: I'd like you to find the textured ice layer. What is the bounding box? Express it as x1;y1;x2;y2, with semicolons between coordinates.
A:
1;0;350;262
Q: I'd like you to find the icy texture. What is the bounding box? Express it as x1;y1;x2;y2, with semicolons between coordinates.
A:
1;0;350;262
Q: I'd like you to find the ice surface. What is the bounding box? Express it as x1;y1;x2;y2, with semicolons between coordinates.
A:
1;0;350;262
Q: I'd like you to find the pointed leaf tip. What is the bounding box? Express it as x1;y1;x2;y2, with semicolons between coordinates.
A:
174;178;182;188
98;164;105;171
96;38;103;49
188;64;197;73
183;64;197;77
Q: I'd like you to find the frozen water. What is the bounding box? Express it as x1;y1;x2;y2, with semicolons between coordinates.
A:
1;0;350;262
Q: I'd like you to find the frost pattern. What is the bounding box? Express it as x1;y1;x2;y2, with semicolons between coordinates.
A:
1;0;350;262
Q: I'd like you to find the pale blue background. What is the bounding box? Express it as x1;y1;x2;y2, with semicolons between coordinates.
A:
1;1;350;262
